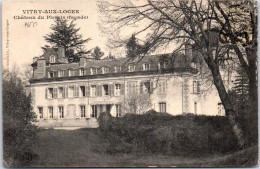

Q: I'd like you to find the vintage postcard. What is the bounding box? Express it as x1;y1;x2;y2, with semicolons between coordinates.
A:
2;0;258;167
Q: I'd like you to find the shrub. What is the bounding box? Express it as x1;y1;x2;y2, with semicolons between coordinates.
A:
99;110;238;156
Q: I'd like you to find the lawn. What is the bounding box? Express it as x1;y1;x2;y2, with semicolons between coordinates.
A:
29;128;258;167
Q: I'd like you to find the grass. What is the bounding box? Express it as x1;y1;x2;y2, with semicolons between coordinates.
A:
29;128;258;167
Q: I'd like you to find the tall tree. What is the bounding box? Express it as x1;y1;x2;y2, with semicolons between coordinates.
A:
91;46;104;60
98;0;258;147
3;68;38;167
126;34;143;59
42;18;91;62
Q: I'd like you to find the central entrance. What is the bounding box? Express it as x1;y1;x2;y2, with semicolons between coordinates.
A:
91;104;113;118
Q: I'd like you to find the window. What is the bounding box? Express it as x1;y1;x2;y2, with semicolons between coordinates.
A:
58;70;65;77
80;86;86;97
129;104;136;114
59;106;64;118
48;107;54;118
158;81;166;94
48;88;54;99
128;64;135;72
116;104;121;117
90;68;97;75
159;102;166;113
48;72;55;78
79;68;86;76
92;105;97;118
68;86;75;98
69;69;76;76
58;87;65;98
91;85;97;96
144;82;151;93
102;67;109;74
114;66;121;73
115;84;121;96
103;85;109;96
80;105;86;118
193;81;201;94
218;103;224;115
143;63;150;71
128;82;137;96
49;55;55;63
38;107;43;119
158;62;166;69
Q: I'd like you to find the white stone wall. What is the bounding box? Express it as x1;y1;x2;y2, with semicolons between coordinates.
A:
31;72;225;127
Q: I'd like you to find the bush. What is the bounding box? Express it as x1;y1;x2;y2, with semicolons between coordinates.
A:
98;109;238;156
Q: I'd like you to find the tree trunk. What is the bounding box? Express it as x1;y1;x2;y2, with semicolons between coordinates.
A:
246;48;258;144
205;55;245;148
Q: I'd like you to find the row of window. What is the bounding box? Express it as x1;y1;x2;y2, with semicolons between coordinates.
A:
46;81;167;99
48;62;168;78
38;104;122;119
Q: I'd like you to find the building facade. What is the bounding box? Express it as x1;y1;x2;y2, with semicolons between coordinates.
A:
30;47;225;128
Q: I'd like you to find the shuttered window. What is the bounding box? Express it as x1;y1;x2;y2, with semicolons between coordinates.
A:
128;82;137;96
193;81;201;94
48;107;54;119
47;88;54;99
58;87;65;98
80;105;86;117
115;84;121;96
59;106;64;118
80;86;86;97
92;105;98;118
116;105;121;117
91;85;97;97
159;102;166;113
68;86;75;98
103;85;109;96
38;107;43;119
158;81;166;94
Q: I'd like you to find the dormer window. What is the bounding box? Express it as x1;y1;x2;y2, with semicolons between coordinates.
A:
79;68;86;76
114;66;121;73
128;64;135;72
58;70;65;77
48;71;55;78
49;55;56;63
102;67;109;74
158;62;166;70
68;69;76;77
90;67;97;75
143;63;150;71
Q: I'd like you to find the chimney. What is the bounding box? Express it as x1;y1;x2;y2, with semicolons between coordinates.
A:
58;46;65;59
35;58;46;79
185;43;192;65
79;56;87;67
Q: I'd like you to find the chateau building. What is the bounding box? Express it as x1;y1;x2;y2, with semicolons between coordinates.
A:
30;47;225;128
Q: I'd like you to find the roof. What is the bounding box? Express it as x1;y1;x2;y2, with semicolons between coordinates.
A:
31;50;197;83
47;53;187;71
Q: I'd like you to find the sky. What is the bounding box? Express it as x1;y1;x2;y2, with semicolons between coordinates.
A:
2;0;176;72
2;0;109;70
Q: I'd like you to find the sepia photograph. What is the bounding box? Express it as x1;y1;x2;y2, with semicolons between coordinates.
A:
2;0;258;167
